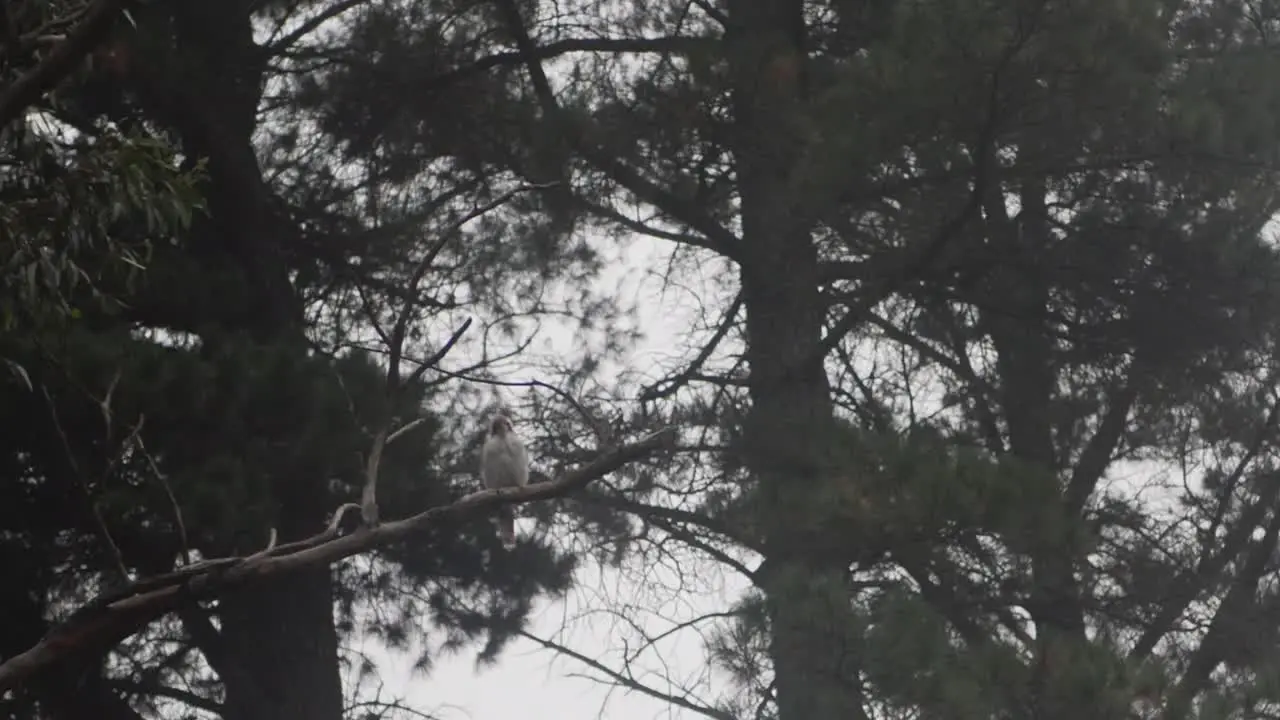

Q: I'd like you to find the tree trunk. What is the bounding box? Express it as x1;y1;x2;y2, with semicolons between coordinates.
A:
726;2;868;719
218;572;345;720
151;5;345;720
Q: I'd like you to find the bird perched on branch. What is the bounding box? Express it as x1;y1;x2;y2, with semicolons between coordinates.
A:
480;413;529;549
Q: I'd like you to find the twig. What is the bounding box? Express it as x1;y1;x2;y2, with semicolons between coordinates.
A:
639;291;743;403
804;43;1014;371
428;364;610;444
361;318;473;525
515;627;734;720
387;418;427;445
109;677;223;714
388;184;555;388
404;316;473;387
41;384;129;580
360;184;550;526
264;0;367;53
0;426;677;693
134;431;192;567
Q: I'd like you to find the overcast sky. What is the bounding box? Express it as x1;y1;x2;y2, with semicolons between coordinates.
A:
246;8;739;714
380;234;742;720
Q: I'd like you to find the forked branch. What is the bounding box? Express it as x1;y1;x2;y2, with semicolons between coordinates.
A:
360;183;551;525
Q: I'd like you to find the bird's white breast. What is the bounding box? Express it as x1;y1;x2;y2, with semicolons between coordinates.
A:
481;435;529;488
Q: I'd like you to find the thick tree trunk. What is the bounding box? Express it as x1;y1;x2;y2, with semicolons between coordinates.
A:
218;573;345;720
726;2;868;719
149;6;345;720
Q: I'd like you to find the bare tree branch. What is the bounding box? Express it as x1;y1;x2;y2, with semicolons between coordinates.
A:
405;36;717;97
640;292;743;403
0;426;677;693
360;184;548;524
690;0;728;26
134;431;192;566
264;0;368;54
41;383;129;579
425;364;613;445
516;628;735;720
807;31;1032;372
360;317;472;525
110;677;223;714
1063;366;1143;515
1130;399;1280;661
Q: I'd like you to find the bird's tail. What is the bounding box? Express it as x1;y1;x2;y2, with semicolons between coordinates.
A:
497;508;516;549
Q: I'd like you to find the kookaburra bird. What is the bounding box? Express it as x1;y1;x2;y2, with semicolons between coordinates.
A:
479;413;529;548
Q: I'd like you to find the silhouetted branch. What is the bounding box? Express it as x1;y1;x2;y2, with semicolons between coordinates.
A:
0;426;677;693
640;292;744;403
361;184;551;524
40;383;128;579
516;628;735;720
264;0;368;53
1130;396;1280;661
134;432;192;566
361;317;472;525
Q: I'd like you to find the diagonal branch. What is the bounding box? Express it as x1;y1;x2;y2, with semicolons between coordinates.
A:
0;427;677;693
860;309;995;397
583;493;760;552
1130;399;1280;661
337;35;719;92
578;148;742;261
359;318;471;526
1062;364;1144;515
135;429;192;566
1163;508;1280;719
40;383;129;579
812;138;989;364
574;195;725;254
639;292;743;402
264;0;368;54
807;26;1029;371
386;185;552;391
516;629;735;720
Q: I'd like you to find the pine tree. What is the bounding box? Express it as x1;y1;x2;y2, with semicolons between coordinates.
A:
298;1;1280;719
0;1;633;719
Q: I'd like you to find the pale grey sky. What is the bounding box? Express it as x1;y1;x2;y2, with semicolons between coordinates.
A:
249;7;744;713
379;234;744;720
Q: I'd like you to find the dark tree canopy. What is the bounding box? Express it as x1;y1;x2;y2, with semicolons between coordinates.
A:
0;1;637;719
8;1;1280;720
